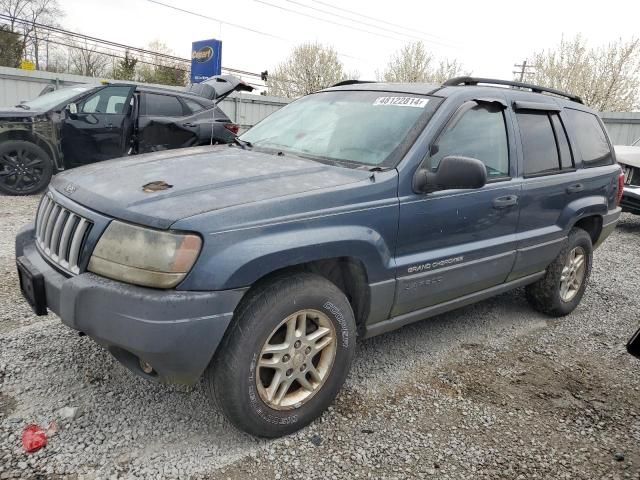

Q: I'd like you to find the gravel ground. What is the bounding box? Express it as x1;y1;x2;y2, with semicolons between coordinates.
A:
1;194;639;480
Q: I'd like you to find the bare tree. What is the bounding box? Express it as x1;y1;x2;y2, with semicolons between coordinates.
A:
68;39;109;77
267;42;350;98
379;41;467;83
137;41;187;86
528;35;640;111
0;0;62;69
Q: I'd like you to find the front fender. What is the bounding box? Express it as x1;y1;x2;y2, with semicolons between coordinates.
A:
181;224;394;290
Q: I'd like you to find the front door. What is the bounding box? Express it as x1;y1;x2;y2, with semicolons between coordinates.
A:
61;85;136;166
393;99;521;316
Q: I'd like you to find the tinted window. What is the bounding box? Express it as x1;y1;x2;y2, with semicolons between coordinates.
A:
518;112;561;176
565;109;612;167
429;103;509;179
183;98;205;114
550;114;573;169
81;86;131;114
142;93;184;117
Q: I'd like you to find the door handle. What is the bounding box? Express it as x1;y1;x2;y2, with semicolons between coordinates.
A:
183;122;197;127
566;183;584;194
492;195;518;209
106;123;114;129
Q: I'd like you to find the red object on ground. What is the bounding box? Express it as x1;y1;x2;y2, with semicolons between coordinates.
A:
22;424;47;453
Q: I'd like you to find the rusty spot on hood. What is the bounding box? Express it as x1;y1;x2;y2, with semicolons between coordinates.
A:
142;181;173;193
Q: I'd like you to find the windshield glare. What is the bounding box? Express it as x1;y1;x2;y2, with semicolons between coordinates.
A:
240;91;435;167
21;85;95;111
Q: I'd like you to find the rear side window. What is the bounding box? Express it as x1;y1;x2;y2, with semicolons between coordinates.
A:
565;109;613;167
517;112;574;176
141;93;185;117
429;102;509;179
182;98;206;114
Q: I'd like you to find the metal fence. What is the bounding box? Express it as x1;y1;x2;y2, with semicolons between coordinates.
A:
601;112;640;146
2;66;639;144
0;66;289;130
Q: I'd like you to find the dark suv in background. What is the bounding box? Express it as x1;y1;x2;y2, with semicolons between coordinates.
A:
16;77;623;438
0;75;252;195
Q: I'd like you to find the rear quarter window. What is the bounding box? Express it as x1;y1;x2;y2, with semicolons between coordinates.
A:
141;93;185;117
565;109;613;167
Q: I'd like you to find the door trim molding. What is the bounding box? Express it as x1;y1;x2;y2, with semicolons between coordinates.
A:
364;271;545;339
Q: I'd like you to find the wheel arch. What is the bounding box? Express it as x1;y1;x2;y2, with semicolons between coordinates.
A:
235;257;371;335
0;130;61;170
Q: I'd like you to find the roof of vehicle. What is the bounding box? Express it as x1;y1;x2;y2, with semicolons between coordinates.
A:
323;77;593;113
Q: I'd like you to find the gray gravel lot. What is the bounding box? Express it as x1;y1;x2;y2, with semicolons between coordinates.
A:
1;194;639;479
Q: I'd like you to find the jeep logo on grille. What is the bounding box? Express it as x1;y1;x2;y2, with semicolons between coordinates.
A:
64;183;77;195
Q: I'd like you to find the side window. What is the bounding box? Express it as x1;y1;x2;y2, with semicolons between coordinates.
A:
182;98;205;114
80;86;131;114
429;102;509;179
565;109;613;167
141;93;185;117
518;111;575;176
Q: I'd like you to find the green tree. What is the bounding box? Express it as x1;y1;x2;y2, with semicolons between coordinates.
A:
113;50;138;81
0;25;22;67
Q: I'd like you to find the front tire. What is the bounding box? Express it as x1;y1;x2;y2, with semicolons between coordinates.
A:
205;273;356;438
525;228;593;317
0;140;53;195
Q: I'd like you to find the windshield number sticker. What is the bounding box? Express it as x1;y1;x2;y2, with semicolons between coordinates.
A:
373;96;429;108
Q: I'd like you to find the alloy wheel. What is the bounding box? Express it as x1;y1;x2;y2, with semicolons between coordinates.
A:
0;149;45;193
256;309;337;410
559;246;586;302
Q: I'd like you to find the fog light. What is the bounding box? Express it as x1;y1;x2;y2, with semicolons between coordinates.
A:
139;359;154;374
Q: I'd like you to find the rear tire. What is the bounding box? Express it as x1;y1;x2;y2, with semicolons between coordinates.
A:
204;273;356;438
0;140;53;196
525;228;593;317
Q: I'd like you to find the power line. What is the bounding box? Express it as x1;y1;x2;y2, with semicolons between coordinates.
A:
312;0;452;44
144;0;373;64
252;0;413;44
145;0;290;43
513;60;536;81
0;14;270;81
285;0;455;48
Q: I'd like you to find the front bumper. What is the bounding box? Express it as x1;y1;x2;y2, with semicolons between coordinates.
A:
16;224;246;385
621;185;640;215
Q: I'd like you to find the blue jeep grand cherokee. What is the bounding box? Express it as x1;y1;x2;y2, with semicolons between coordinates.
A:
16;77;623;437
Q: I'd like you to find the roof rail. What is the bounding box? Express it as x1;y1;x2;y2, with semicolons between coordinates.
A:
443;76;583;104
331;80;376;87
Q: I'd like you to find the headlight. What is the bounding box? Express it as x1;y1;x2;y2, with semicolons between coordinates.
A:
88;221;202;289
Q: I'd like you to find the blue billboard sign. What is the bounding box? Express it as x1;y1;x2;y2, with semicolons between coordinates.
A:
191;38;222;83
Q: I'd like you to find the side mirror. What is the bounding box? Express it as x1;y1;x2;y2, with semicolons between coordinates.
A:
66;103;78;117
413;155;487;193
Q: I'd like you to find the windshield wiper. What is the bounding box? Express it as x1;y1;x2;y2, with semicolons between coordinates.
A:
230;137;252;149
15;104;30;110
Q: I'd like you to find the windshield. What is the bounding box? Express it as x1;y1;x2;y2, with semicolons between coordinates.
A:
20;85;95;111
241;90;438;167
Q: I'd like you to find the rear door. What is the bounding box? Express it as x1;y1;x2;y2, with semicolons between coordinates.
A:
61;85;135;166
508;103;584;279
393;98;521;316
137;92;200;153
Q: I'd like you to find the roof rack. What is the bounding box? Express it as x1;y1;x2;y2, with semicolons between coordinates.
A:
443;76;583;104
331;80;376;87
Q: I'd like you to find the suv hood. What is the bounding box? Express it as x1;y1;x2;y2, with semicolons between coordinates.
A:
52;146;371;229
615;145;640;168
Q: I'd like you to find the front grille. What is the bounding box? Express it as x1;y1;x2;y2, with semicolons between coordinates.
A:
35;193;92;274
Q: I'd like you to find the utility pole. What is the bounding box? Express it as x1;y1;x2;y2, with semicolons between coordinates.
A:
513;60;535;82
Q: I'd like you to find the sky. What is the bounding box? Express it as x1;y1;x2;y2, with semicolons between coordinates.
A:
59;0;640;83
